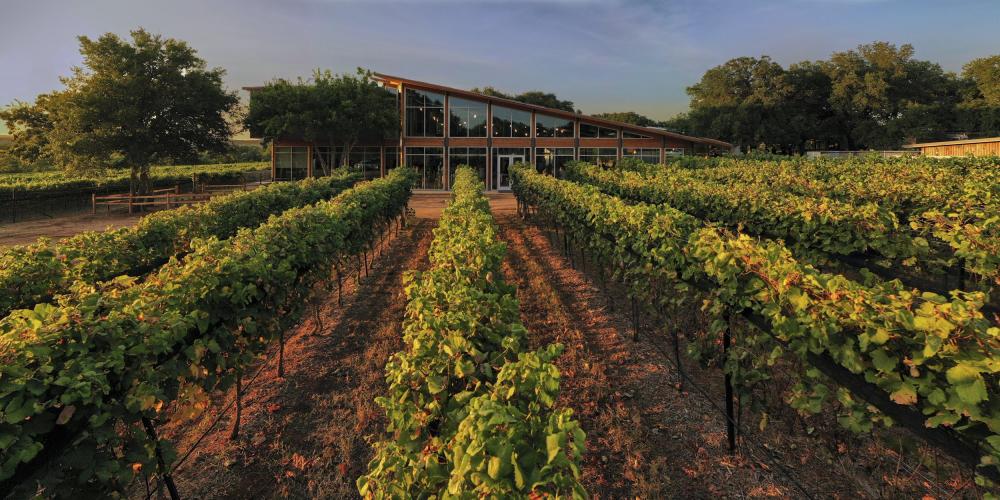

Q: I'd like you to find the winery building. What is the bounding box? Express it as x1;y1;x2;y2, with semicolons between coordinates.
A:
245;73;731;190
903;137;1000;157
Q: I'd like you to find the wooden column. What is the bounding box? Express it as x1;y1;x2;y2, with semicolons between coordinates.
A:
486;103;493;190
270;142;276;180
379;146;386;178
306;144;314;178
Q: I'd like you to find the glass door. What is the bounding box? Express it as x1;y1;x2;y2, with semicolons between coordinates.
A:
496;155;522;191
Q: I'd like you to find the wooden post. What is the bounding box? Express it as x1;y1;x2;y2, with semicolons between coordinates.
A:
92;193;97;215
141;417;181;500
278;330;285;377
230;372;242;440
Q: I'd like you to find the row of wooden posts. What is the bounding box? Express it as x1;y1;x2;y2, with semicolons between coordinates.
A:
91;181;273;215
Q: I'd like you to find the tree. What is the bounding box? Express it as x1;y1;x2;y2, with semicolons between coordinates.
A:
246;69;398;175
684;56;793;151
0;96;57;165
1;28;239;193
592;111;658;127
821;42;957;148
470;87;576;112
962;55;1000;105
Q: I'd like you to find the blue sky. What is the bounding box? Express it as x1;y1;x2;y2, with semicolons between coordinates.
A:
1;0;999;134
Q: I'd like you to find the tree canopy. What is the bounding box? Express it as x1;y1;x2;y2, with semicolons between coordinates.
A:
245;69;398;175
0;28;238;192
668;42;1000;152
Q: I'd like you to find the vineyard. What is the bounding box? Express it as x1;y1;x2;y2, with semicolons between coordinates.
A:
1;156;999;498
0;163;269;196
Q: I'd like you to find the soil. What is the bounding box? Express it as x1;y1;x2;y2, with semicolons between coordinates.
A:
139;192;983;499
0;211;143;247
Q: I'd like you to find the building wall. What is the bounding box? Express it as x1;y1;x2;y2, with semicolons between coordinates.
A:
921;141;1000;157
268;82;713;189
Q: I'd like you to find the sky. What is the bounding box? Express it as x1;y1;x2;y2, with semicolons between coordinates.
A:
1;0;999;135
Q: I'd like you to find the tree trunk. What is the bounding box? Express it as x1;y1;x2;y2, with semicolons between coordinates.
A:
314;145;331;177
138;164;151;195
342;142;355;168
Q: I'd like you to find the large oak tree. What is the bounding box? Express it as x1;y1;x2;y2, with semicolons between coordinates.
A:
0;28;239;193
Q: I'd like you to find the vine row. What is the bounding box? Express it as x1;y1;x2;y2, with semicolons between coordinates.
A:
511;164;1000;486
0;168;413;495
0;169;361;318
359;166;586;498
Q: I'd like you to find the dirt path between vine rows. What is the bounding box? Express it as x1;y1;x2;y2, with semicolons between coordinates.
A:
155;218;434;499
496;213;978;499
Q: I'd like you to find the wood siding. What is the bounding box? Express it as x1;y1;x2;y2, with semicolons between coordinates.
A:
921;141;1000;157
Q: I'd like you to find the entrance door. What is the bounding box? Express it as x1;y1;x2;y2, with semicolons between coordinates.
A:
496;155;523;191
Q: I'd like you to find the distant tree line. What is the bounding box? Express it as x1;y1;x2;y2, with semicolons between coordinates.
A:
663;42;1000;152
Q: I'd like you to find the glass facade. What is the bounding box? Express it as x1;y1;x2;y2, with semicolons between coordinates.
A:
406;147;444;189
448;147;488;189
384;146;400;171
580;123;618;138
275;146;309;181
312;146;338;176
405;89;445;137
623;130;651;139
347;146;383;179
623;147;661;164
535;114;574;137
535;148;575;178
579;147;618;167
665;148;686;157
492;105;531;137
449;97;487;137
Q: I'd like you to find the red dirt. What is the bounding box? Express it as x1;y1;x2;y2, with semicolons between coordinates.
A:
155;217;434;499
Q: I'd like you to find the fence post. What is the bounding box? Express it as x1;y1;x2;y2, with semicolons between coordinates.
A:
230;372;242;440
141;417;181;500
92;193;97;214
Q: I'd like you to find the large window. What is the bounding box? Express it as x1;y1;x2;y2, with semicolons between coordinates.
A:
535;114;574;138
579;147;618;168
347;146;383;179
623;130;651;139
665;148;686;157
492;105;531;137
449;97;487;137
313;146;339;176
623;147;660;164
448;147;487;189
275;146;309;181
535;148;575;178
384;146;400;172
406;147;444;189
405;89;444;137
580;123;618;138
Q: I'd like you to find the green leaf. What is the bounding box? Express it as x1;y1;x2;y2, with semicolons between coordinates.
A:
546;433;562;464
